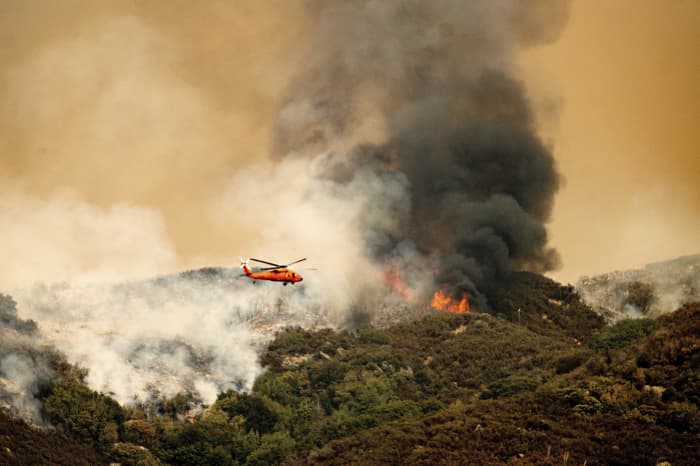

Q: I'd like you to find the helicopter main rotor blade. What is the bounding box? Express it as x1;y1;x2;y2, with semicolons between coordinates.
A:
257;266;284;271
285;258;307;267
250;258;284;268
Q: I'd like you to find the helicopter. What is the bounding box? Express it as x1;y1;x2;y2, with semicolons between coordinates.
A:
240;257;306;286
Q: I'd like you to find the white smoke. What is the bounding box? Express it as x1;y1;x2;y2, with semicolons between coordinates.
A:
3;153;426;412
0;351;45;423
0;188;178;289
577;254;700;322
14;277;274;406
211;156;417;316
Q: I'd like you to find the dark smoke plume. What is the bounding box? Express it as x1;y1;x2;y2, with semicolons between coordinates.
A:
274;0;567;309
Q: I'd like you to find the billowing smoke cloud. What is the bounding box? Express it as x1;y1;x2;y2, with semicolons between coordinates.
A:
273;0;566;308
11;273;332;408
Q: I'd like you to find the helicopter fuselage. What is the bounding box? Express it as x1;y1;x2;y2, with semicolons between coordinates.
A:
242;264;303;285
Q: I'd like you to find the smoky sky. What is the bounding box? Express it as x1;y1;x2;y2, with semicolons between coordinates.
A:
522;0;700;283
2;0;696;292
273;0;567;307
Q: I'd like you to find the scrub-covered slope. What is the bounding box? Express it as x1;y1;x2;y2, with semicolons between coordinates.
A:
1;276;698;465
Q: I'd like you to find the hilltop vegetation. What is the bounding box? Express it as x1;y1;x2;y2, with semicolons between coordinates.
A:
1;277;699;465
577;254;700;321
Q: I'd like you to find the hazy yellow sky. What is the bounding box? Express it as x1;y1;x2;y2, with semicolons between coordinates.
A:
1;1;698;286
522;0;700;282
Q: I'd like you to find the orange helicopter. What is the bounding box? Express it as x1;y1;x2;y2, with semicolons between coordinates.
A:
240;257;306;286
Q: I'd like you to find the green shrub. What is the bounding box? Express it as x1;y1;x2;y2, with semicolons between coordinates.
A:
554;352;588;374
658;402;700;434
217;392;278;434
624;281;656;314
122;420;158;447
246;431;295;466
572;397;603;415
109;442;161;466
357;329;392;345
308;360;348;389
253;371;304;405
163;409;259;465
160;393;193;419
588;318;657;350
0;293;38;335
480;374;542;399
268;329;306;353
418;398;444;414
39;378;124;449
366;399;422;422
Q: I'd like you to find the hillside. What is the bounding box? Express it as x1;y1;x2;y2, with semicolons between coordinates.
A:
1;274;699;465
0;411;109;466
577;254;700;321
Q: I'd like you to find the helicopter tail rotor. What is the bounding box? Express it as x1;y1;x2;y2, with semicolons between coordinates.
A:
240;257;251;275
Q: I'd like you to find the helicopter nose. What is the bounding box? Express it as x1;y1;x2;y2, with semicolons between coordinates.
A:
299;276;303;282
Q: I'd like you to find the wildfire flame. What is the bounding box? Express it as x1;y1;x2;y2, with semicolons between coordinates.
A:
431;288;471;314
382;263;413;300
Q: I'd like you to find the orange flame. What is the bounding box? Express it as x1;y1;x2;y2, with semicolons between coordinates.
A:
431;288;471;314
382;264;412;300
